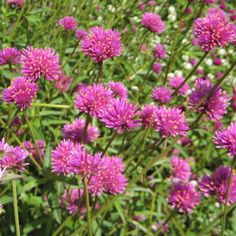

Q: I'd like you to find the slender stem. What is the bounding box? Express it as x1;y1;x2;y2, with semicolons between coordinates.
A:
96;62;103;83
84;177;93;236
31;103;71;109
221;156;236;236
82;114;90;144
12;180;20;236
101;132;117;158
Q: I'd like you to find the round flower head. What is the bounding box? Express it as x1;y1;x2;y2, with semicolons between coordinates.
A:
51;140;80;175
141;12;165;34
108;82;128;98
55;72;73;92
156;106;189;138
140;104;158;128
75;84;113;117
154;43;166;59
152;63;162;74
98;98;138;133
59;16;77;30
0;48;21;65
20;47;61;81
193;8;236;51
23;140;45;162
89;155;127;196
75;29;87;40
152;86;172;103
7;0;25;7
168;182;201;213
188;78;230;121
214;122;236;156
2;77;39;110
63;118;100;144
81;26;122;62
169;76;189;95
199;175;215;197
170;156;191;182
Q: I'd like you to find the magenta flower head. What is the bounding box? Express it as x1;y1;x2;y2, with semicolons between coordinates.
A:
2;77;39;110
156;106;189;138
188;78;230;121
108;82;128;99
23;140;45;162
170;156;191;182
75;29;87;40
20;47;61;81
7;0;25;7
81;26;122;62
214;122;236;156
89;155;127;196
59;16;78;30
193;8;236;51
55;73;73;92
98;98;139;133
152;86;172;103
154;43;166;59
152;63;162;74
168;182;201;213
141;12;165;34
0;48;21;65
75;84;113;117
203;0;217;4
63;118;100;144
169;76;189;95
140;104;158;128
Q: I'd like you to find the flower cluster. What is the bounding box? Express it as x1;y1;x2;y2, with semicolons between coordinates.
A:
59;16;78;30
0;48;21;65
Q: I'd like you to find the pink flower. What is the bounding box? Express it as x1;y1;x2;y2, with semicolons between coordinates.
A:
152;86;172;103
0;48;21;65
23;140;45;163
75;29;87;40
140;104;158;128
108;82;128;98
169;76;189;95
81;26;122;62
7;0;25;7
154;43;166;59
152;63;162;74
55;73;73;92
59;16;78;30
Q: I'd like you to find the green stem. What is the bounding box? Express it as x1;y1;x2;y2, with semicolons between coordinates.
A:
82;114;90;144
12;180;20;236
101;132;117;158
31;103;71;109
96;62;103;83
221;156;236;236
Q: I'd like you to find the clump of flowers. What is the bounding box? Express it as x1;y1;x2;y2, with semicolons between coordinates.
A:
81;26;122;62
169;76;189;95
0;48;21;65
20;47;61;81
141;12;165;34
154;43;166;59
152;86;172;103
168;182;201;213
59;16;78;30
23;140;45;162
63;118;100;144
140;104;158;128
108;82;128;98
2;77;39;110
188;78;230;121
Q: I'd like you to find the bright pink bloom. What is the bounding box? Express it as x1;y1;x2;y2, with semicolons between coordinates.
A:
0;48;21;65
59;16;77;30
203;0;217;4
152;86;172;103
7;0;25;7
154;43;166;59
108;82;128;98
140;104;158;128
75;29;87;40
55;73;73;92
152;63;162;74
169;76;189;95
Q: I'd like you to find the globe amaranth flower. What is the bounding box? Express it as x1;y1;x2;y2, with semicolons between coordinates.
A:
168;182;201;213
7;0;25;7
2;77;39;110
170;156;191;182
140;104;158;128
169;76;189;96
21;47;61;81
23;140;45;163
0;48;21;65
63;118;100;144
193;8;236;51
59;16;78;30
75;84;113;117
154;43;166;59
141;12;165;34
199;166;236;205
89;155;127;196
214;121;236;156
152;86;172;103
55;72;73;92
188;78;230;121
75;29;87;40
156;106;189;138
203;0;217;4
98;98;139;133
81;26;122;62
108;81;128;99
152;63;162;74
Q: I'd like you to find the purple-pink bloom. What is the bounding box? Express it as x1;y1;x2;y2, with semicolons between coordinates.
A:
154;43;166;59
59;16;78;30
0;48;21;65
141;12;165;34
7;0;25;7
63;118;100;144
20;47;61;81
156;106;189;138
108;81;128;98
81;26;122;62
188;78;230;121
152;63;162;74
169;76;189;95
170;156;191;182
203;0;217;4
214;122;236;156
75;29;87;40
2;77;39;110
168;182;201;213
140;104;158;128
55;73;73;92
152;86;172;103
98;98;138;133
75;84;113;117
23;140;45;163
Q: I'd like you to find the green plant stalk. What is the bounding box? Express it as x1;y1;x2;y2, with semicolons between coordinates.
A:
31;103;71;109
12;180;20;236
96;62;103;83
221;156;236;236
101;132;117;158
82;114;90;143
